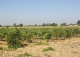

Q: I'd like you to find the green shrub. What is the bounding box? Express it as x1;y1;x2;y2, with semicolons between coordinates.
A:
42;47;55;52
6;28;23;49
35;42;48;46
24;52;31;56
35;42;43;45
0;47;3;50
15;52;31;57
45;33;52;42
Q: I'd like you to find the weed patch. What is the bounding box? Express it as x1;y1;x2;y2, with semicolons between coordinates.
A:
42;47;55;52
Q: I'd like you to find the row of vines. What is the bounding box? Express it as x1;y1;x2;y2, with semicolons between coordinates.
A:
0;27;80;49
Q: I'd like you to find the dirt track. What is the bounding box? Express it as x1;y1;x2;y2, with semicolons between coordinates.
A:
0;38;80;57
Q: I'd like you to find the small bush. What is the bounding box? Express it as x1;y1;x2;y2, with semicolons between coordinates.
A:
15;52;32;57
45;33;52;42
6;28;23;49
0;47;3;50
24;52;31;56
35;42;48;46
35;42;43;45
42;47;55;52
0;47;14;51
3;47;15;51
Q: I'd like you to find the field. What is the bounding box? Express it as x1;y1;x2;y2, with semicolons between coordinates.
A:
0;26;80;57
0;37;80;57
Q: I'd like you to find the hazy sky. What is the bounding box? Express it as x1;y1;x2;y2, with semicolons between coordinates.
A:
0;0;80;25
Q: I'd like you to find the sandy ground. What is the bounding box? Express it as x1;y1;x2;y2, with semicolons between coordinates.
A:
0;38;80;57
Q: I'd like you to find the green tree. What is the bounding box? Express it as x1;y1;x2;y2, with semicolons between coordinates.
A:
51;23;57;26
77;20;80;25
0;24;2;27
13;23;17;27
42;23;46;26
19;23;23;27
34;24;37;26
61;23;67;26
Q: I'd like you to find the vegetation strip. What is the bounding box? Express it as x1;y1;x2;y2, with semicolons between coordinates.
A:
0;27;80;49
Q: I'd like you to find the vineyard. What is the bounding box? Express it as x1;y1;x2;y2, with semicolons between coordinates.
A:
0;27;80;49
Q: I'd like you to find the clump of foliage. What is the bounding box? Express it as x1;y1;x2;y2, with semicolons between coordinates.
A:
45;33;52;42
1;27;80;49
65;28;72;38
0;28;7;41
15;52;32;57
35;42;43;45
0;46;3;50
42;47;55;52
6;28;23;49
24;52;31;56
35;42;48;46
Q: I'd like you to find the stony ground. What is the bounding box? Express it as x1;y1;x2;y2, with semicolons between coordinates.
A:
0;38;80;57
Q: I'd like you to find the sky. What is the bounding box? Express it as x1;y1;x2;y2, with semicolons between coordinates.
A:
0;0;80;25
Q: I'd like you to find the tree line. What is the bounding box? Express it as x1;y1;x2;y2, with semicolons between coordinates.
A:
0;20;80;27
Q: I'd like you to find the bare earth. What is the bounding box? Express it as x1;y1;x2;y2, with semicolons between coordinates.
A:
0;38;80;57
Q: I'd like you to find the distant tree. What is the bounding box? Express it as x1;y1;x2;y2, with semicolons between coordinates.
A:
4;25;10;27
34;24;37;26
42;23;46;26
46;23;51;26
28;25;32;26
13;23;17;27
0;24;2;27
19;23;23;27
39;25;41;26
61;23;67;26
51;23;57;26
77;20;80;25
